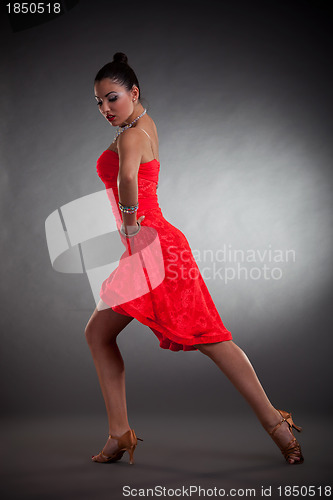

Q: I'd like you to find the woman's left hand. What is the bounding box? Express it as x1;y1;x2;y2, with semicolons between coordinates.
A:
121;215;145;237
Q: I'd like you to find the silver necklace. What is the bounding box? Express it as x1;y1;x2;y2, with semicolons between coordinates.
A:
112;108;147;144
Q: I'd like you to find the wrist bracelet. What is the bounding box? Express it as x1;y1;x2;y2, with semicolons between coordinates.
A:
118;201;139;213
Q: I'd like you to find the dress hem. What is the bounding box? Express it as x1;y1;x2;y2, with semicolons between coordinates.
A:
100;292;233;353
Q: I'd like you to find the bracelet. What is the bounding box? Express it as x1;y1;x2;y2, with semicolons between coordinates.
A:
120;221;141;238
118;201;139;214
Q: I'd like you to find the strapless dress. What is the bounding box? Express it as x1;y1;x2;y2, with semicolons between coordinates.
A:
96;149;232;352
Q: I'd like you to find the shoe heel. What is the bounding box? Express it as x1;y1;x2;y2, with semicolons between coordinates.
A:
128;444;136;465
286;411;303;433
292;423;302;433
279;409;302;433
291;419;302;433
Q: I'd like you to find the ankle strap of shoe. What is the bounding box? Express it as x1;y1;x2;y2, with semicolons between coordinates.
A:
108;431;144;441
269;416;288;437
109;434;119;440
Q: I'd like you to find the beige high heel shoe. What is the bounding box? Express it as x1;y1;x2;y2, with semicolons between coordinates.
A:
91;429;143;464
269;409;304;464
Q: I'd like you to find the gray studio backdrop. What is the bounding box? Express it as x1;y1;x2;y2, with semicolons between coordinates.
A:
1;0;332;420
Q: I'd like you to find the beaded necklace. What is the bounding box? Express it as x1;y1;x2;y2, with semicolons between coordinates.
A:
112;108;147;144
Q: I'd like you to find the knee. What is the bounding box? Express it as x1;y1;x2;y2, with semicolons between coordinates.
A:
84;316;120;352
84;320;95;348
84;318;106;350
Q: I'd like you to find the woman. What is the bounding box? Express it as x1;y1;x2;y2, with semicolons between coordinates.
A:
85;52;303;466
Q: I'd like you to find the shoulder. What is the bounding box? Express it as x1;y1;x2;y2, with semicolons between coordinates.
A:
117;127;145;154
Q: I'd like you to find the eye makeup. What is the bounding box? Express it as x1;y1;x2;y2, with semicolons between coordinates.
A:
95;91;124;106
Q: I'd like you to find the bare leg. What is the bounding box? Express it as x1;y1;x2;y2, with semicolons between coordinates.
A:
85;302;134;461
193;340;302;463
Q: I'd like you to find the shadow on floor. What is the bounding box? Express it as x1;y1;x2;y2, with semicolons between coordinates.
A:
0;413;331;500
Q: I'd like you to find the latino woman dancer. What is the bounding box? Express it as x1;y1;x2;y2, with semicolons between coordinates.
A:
85;52;303;466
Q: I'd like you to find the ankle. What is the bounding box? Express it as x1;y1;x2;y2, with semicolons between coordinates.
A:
108;426;131;438
261;408;283;434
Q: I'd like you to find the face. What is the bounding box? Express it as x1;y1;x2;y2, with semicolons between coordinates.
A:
94;79;139;127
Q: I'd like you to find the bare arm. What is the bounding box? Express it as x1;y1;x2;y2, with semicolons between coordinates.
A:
117;129;145;233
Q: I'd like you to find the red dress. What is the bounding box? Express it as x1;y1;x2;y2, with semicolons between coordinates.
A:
96;149;232;352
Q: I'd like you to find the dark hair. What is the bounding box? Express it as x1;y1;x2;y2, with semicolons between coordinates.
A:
94;52;141;98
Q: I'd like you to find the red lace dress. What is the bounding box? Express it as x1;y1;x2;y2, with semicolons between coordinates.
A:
96;149;232;352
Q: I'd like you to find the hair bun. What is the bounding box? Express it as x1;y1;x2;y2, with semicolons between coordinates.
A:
112;52;128;65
